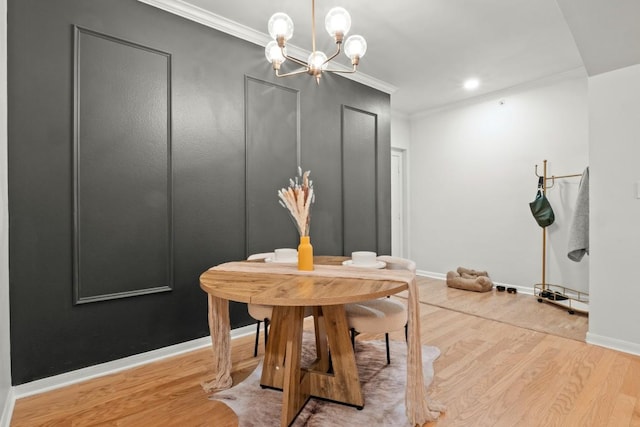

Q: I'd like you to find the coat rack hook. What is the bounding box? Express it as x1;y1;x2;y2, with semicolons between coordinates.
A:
534;162;556;190
547;177;556;190
535;164;542;178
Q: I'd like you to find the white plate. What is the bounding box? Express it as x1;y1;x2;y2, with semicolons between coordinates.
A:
342;260;387;269
265;257;297;264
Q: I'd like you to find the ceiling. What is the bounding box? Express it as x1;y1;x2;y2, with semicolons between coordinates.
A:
178;0;639;115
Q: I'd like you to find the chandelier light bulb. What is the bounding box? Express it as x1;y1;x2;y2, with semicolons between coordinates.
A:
308;51;328;72
268;13;294;41
265;41;286;64
325;7;351;40
344;35;367;60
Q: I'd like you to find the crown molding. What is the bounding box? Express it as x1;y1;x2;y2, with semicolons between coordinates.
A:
138;0;268;45
137;0;397;94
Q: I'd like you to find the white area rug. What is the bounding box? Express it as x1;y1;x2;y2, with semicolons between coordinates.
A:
210;332;440;426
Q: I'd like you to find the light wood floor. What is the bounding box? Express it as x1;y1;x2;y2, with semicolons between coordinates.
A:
11;293;639;426
407;277;589;342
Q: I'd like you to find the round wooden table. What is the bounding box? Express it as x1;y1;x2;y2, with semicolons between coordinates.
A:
200;256;409;427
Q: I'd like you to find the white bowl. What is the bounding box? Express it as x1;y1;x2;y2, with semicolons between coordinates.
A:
273;248;298;263
351;251;377;266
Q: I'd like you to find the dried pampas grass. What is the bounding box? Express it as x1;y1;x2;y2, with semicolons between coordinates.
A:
278;167;315;236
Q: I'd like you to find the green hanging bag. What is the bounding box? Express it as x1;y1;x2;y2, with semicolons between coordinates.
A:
529;179;555;227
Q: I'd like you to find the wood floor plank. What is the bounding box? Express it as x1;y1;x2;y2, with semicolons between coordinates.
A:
631;397;640;427
581;353;630;426
538;342;607;427
458;340;562;425
494;339;576;427
560;349;618;427
621;356;640;398
606;394;636;427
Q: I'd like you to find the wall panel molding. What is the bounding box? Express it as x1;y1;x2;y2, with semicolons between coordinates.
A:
72;26;173;304
244;76;300;255
341;105;379;255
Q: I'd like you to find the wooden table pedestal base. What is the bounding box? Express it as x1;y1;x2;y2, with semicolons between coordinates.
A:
260;304;364;427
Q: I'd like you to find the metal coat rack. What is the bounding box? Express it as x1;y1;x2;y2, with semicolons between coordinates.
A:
533;159;588;314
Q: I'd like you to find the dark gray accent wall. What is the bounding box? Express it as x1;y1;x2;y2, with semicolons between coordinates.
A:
7;0;390;384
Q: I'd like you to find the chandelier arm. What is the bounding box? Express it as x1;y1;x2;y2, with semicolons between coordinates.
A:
323;44;343;64
284;54;309;68
323;65;358;74
276;68;311;78
278;45;308;68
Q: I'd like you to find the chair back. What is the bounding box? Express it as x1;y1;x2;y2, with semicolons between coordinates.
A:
377;255;416;273
247;252;273;261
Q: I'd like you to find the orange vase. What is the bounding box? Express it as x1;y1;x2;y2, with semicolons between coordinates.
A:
297;235;314;271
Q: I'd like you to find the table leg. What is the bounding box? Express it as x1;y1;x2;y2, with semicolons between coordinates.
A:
260;306;288;389
309;304;363;408
201;294;232;393
311;307;330;372
261;305;309;427
280;306;309;426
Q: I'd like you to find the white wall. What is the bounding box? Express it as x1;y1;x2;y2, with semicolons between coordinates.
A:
1;0;13;424
587;64;640;354
391;111;411;151
408;70;589;292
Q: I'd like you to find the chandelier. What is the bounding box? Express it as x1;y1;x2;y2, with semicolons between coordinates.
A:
264;0;367;84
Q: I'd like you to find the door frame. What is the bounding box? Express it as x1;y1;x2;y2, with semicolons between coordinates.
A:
391;148;408;258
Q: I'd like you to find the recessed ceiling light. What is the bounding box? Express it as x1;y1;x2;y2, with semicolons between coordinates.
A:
464;78;480;90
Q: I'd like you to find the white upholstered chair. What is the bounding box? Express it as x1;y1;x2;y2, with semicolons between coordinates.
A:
343;255;413;364
246;252;275;357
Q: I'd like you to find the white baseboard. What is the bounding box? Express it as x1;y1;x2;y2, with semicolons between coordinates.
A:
416;269;446;280
13;324;256;399
0;387;15;427
586;332;640;357
416;270;536;295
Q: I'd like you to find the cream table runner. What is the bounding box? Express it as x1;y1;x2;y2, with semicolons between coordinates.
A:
202;261;444;425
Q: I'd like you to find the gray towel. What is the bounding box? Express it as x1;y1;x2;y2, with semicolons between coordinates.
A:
568;167;589;262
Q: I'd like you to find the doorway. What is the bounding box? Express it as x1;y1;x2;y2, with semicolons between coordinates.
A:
391;148;406;257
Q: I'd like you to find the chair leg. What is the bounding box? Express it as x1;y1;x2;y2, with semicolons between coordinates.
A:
253;321;261;357
385;333;391;365
405;323;408;342
350;328;356;349
263;318;270;349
